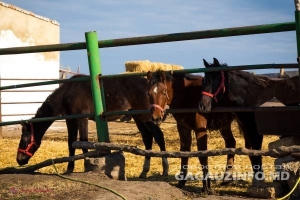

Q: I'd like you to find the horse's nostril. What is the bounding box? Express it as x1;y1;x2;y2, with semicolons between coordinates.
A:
17;158;28;166
199;103;210;113
199;103;204;111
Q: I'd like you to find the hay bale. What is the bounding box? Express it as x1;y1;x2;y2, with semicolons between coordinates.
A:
125;60;184;72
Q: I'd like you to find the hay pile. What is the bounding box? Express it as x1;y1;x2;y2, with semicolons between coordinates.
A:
125;60;184;72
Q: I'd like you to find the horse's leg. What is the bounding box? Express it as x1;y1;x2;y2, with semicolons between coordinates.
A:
176;124;192;189
219;120;236;185
194;115;211;194
237;113;264;185
196;132;211;193
65;119;78;174
131;115;154;178
144;121;169;176
77;118;89;172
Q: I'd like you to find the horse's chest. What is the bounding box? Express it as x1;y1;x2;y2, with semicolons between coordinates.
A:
173;113;202;130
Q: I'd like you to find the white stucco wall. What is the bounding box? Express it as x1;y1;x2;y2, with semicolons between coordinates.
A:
0;2;60;122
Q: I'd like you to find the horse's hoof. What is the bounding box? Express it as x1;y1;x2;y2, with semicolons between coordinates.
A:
162;172;168;177
201;188;214;195
139;173;147;178
63;170;73;175
220;180;233;186
252;178;265;186
175;184;183;189
176;182;185;189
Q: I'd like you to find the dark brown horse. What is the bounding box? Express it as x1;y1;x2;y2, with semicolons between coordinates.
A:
199;58;300;184
146;70;238;193
17;74;168;177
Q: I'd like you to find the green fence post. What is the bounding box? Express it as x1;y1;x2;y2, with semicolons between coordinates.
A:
295;9;300;63
85;31;109;142
294;2;300;103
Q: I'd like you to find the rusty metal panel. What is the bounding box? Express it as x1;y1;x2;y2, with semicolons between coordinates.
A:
255;109;300;135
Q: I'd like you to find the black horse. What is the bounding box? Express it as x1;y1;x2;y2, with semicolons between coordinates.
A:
17;74;168;177
199;58;300;184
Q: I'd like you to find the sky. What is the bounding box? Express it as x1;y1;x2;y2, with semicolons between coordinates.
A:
2;0;298;75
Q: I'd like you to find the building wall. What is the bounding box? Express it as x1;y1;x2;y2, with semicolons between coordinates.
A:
0;2;60;122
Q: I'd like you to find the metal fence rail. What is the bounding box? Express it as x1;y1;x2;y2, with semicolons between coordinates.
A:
0;22;295;55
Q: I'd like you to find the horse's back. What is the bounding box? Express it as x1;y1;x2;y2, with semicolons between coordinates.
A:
62;74;152;121
103;76;152;121
274;75;300;105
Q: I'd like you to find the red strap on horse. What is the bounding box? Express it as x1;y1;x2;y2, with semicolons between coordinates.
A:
150;104;165;114
18;123;39;157
201;91;214;98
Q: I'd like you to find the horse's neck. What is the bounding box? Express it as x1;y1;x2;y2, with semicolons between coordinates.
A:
168;77;201;108
226;72;276;107
32;119;54;142
33;102;57;141
166;81;174;105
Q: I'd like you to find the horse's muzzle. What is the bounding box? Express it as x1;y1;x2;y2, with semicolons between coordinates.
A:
16;152;29;166
152;117;162;125
199;102;212;113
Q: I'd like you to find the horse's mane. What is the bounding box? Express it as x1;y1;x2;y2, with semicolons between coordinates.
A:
165;71;202;81
184;73;203;80
153;70;173;82
70;74;87;78
230;70;271;88
153;70;203;85
34;75;87;118
219;63;271;88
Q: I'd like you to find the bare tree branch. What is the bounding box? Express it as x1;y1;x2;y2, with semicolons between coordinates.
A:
73;141;300;158
2;142;299;174
0;151;102;174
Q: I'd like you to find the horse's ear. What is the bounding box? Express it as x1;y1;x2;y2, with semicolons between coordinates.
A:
203;59;210;68
146;71;153;81
213;58;220;66
159;71;166;82
20;121;28;130
21;121;26;127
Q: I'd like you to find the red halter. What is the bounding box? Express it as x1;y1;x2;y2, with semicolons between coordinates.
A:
201;71;226;103
150;104;165;115
18;123;39;157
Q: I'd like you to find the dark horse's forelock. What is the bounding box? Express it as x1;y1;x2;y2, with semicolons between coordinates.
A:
150;70;173;84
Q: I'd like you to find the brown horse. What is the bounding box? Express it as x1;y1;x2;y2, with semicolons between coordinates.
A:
17;74;168;177
146;70;238;193
199;58;300;184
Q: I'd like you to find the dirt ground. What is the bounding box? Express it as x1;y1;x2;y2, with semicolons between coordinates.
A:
0;173;267;200
0;173;185;200
0;119;274;200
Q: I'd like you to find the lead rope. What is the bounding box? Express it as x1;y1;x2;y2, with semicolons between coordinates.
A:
51;159;127;200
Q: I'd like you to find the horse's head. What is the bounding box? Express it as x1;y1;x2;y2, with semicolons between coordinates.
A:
146;70;171;125
16;122;40;165
199;58;226;112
